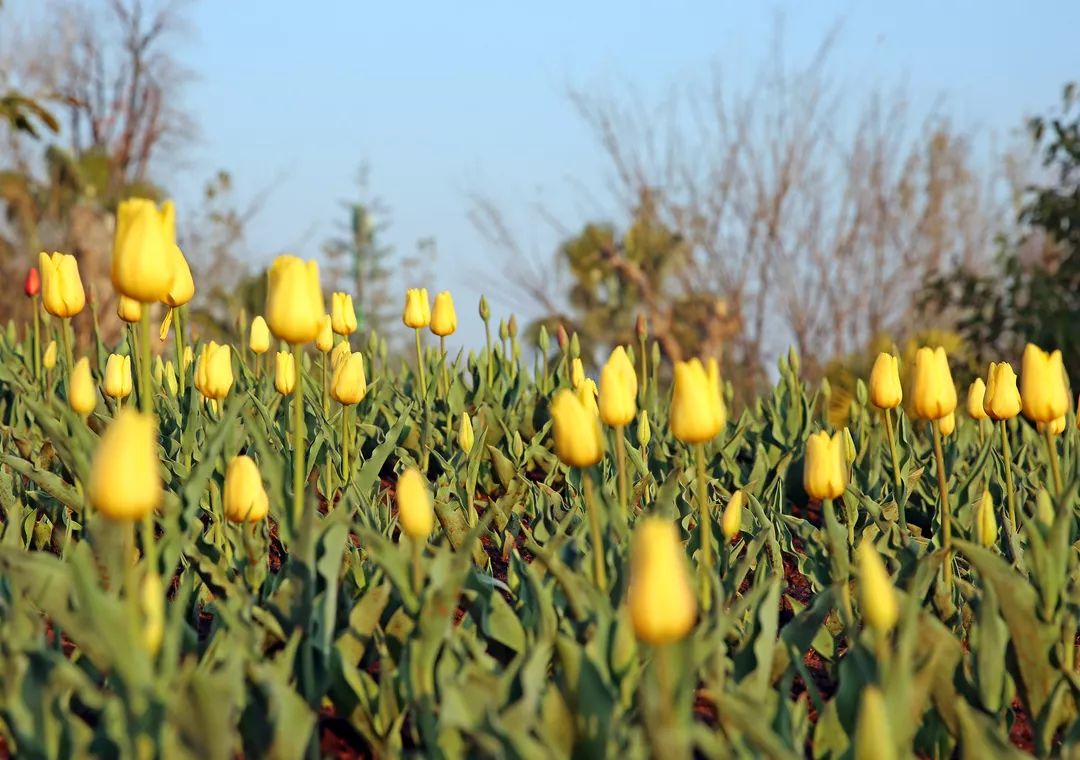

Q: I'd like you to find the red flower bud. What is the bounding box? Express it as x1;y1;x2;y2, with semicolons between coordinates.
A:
24;267;40;297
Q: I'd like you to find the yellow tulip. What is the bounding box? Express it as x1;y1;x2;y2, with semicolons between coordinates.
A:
162;360;178;396
976;490;997;548
628;518;697;645
111;198;177;302
195;342;234;400
804;431;847;500
458;413;475;454
43;340;57;371
670;358;724;444
598;346;637;427
571;357;585;388
265;255;325;344
550;388;603;467
103;354;133;399
966;378;987;420
636;409;651;447
855;687;896;760
396;467;434;539
430;291;457;337
402;288;431;329
1021;343;1069;423
164;244;195;307
274;351;296;395
868;353;902;409
857;540;898;635
88;410;161;521
576;377;599;416
223;455;270;523
140;571;165;656
1040;415;1066;435
117;295;142;323
315;314;333;352
722;491;744;541
911;346;956;420
38;251;85;318
69;357;97;415
249;316;271;354
331;292;358;335
331;339;351;369
939;411;955;437
331;351;367;405
983;362;1022;421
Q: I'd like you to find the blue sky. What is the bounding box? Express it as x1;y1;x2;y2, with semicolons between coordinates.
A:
155;2;1080;335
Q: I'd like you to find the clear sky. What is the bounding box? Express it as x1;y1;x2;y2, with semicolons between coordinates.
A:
137;1;1080;337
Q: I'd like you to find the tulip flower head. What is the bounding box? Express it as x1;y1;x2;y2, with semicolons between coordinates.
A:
571;357;585;389
38;252;86;318
315;314;334;352
43;340;58;371
670;358;725;444
598;345;638;427
550;388;604;468
140;572;165;656
458;412;475;454
430;291;457;337
331;292;358;335
868;353;902;409
223;455;270;523
938;410;955;437
628;518;697;645
396;467;434;539
69;357;97;415
103;354;133;399
164;244;195;307
249;316;271;354
911;346;956;420
1040;415;1066;436
576;377;599;417
857;540;898;635
976;490;997;548
403;288;431;329
983;362;1022;421
804;431;847;500
88;410;161;521
1021;343;1069;424
855;688;895;760
111;198;177;302
24;267;40;297
274;351;296;395
966;378;988;420
265;255;325;344
331;351;367;405
331;339;351;369
117;295;142;324
195;342;234;400
722;491;744;541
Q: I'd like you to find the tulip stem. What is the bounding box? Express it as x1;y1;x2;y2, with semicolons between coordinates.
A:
696;443;713;612
582;471;607;590
411;538;423;596
292;345;306;530
647;644;678;758
341;404;350;484
931;419;952;591
439;335;449;398
141;510;157;574
484;319;493;388
138;310;153;414
32;296;41;386
60;317;74;380
414;328;427;400
882;408;903;497
999;420;1017;533
173;307;185;396
321;354;329;415
614;424;629;519
1045;426;1063;498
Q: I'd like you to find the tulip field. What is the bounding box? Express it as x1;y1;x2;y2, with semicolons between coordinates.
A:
5;201;1080;758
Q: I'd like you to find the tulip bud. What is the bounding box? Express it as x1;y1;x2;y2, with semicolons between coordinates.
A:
976;490;997;548
636;410;651;447
635;312;648;341
507;314;518;339
855;687;896;760
43;340;57;371
938;410;955;436
628;518;697;644
843;427;857;463
315;314;333;352
265;255;325;344
153;356;164;385
669;358;725;444
788;346;800;375
570;357;585;388
69;357;97;415
966;379;988;420
164;244;195;307
396;467;434;539
274;351;296;395
984;362;1022;420
331;292;358;335
111;198;177;302
249;316;270;354
555;323;568;350
722;491;744;541
38;252;86;318
403;288;431;329
88;410;161;521
857;540;898;635
570;332;580;358
223;455;270;522
103;354;133;399
804;431;847;500
116;295;142;323
498;319;508;342
458;413;475;454
550;388;604;467
1021;343;1069;423
868;353;902;409
163;361;178;396
182;345;194;371
331;351;367;405
430;291;457;337
478;295;490;322
24;267;40;297
911;346;957;420
194;342;234;400
1039;415;1066;435
1037;488;1055;527
140;571;165;656
599;346;637;427
538;325;550;353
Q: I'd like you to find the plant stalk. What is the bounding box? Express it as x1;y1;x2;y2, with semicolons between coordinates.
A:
1000;420;1017;533
696;443;713;612
931;419;952;591
582;471;607;589
292;345;306;530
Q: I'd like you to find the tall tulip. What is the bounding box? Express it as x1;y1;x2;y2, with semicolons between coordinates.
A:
599;345;638;517
39;251;85;375
868;353;902;410
224;455;269;523
397;467;434;594
804;431;847;501
1022;343;1069;495
429;291;456;394
966;379;987;421
403;288;431;400
984;361;1021;531
103;354;133;400
857;540;898;636
195;342;234;401
69;357;97;416
628;518;697;645
88;410;161;521
111;199;176;303
331;292;358;336
25;266;42;383
274;351;296;395
265;255;324;345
